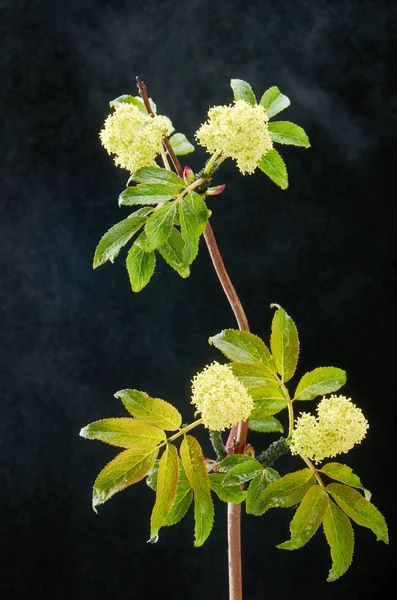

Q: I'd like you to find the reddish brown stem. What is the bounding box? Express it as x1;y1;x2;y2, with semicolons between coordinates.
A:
137;78;249;600
203;221;250;600
203;222;249;332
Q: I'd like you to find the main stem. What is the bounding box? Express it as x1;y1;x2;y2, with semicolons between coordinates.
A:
137;77;249;600
203;221;249;600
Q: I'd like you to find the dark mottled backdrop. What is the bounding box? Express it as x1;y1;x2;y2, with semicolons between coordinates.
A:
1;0;396;598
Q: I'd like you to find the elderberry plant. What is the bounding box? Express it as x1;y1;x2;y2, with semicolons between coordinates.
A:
81;78;388;595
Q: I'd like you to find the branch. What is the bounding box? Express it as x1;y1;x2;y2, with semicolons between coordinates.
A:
136;76;184;178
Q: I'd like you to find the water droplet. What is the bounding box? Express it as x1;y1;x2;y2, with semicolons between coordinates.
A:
147;535;159;544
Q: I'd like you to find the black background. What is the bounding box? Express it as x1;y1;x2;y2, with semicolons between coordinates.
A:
1;0;396;598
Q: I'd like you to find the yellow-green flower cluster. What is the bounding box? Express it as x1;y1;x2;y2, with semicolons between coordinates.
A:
195;100;273;175
99;104;172;173
290;395;369;463
191;361;254;431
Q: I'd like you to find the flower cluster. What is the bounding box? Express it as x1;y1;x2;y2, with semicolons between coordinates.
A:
99;104;172;173
195;100;273;175
290;395;369;463
191;361;254;431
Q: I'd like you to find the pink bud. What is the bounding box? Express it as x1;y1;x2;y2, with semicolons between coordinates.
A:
183;166;195;184
206;184;226;196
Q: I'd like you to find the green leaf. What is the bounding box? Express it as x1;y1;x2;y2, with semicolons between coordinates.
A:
147;460;194;526
249;385;288;414
320;463;371;500
246;468;280;514
179;192;209;266
164;463;193;526
270;304;299;382
131;166;185;187
150;444;179;538
146;460;160;491
169;133;195;155
209;473;247;504
322;499;355;582
230;79;256;105
294;367;347;401
208;329;275;370
327;483;388;543
268;121;310;148
253;469;315;516
80;418;166;448
92;447;158;511
180;435;214;547
221;458;263;487
93;207;152;269
158;226;190;278
217;454;254;473
119;183;181;207
115;389;182;430
277;486;329;550
126;239;156;292
248;415;283;433
257;149;288;190
259;86;291;118
109;94;157;114
231;362;279;391
143;201;177;251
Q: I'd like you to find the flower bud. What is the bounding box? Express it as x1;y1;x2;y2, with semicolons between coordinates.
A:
206;184;226;196
183;166;195;184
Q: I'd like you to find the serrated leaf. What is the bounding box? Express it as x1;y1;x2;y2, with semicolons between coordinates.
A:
93;207;152;269
109;95;157;114
323;499;354;582
150;444;179;538
320;463;371;500
180;436;214;547
179;192;209;266
158;226;190;278
165;464;193;526
231;362;279;391
169;133;195;155
268;121;310;148
257;149;288;190
92;447;158;510
230;79;256;105
270;304;299;382
246;468;280;514
126;239;156;292
294;367;347;401
131;166;185;187
209;329;275;370
253;469;315;516
80;418;166;448
248;415;283;433
259;86;291;118
250;387;288;416
277;485;328;550
327;483;388;543
115;389;182;430
217;454;255;473
209;473;247;504
143;201;177;251
221;458;263;487
119;183;181;206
